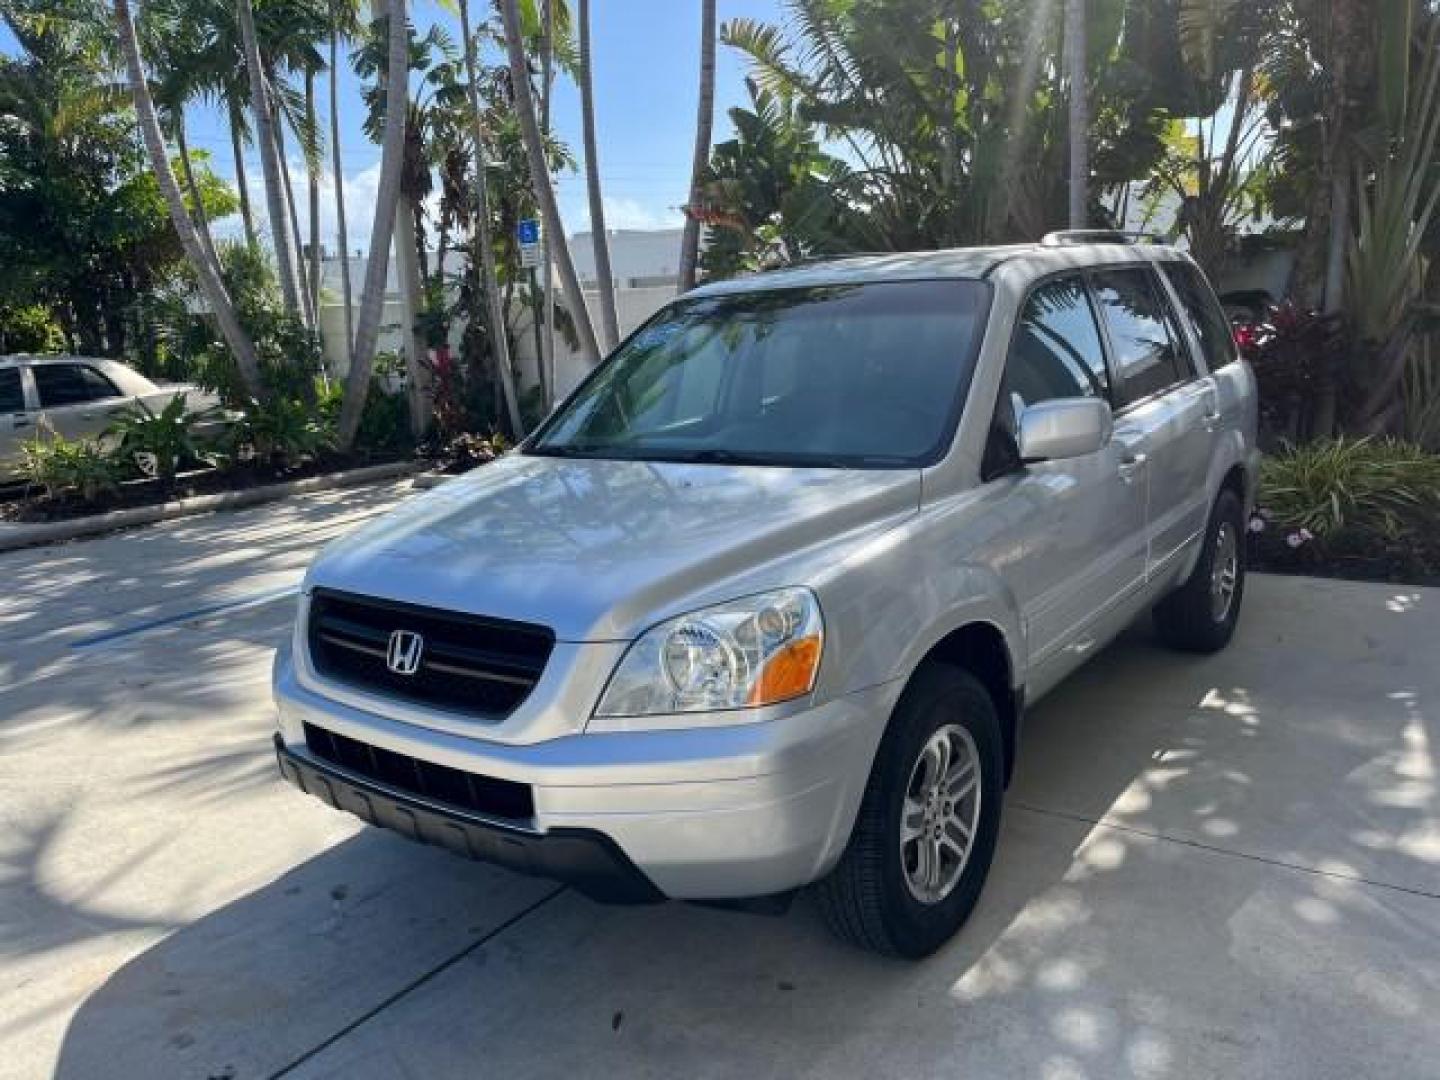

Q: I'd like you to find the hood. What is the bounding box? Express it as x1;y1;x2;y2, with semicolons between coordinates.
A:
305;453;921;641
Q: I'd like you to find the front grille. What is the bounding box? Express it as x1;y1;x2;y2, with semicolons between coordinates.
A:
303;721;535;821
307;588;554;718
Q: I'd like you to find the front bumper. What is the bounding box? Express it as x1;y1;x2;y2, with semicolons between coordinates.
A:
274;736;662;902
273;650;899;899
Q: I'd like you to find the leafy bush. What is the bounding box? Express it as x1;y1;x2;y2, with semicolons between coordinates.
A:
21;430;124;502
1258;438;1440;541
437;432;506;473
228;395;335;468
317;373;412;456
1240;302;1349;444
107;394;220;486
0;302;65;353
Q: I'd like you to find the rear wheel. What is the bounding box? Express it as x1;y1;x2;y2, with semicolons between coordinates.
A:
813;663;1004;958
1153;488;1246;653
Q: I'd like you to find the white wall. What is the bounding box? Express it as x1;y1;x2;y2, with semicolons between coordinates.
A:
317;282;678;400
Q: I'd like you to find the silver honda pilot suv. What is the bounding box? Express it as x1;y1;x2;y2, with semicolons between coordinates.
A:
274;237;1259;957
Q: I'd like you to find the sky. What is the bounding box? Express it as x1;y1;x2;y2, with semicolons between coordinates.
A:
0;0;786;252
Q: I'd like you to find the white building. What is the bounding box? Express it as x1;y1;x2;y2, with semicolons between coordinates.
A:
314;229;684;397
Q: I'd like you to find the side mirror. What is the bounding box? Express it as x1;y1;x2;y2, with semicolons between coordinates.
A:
1018;398;1112;464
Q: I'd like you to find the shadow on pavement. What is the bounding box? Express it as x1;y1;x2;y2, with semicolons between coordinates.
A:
47;585;1440;1080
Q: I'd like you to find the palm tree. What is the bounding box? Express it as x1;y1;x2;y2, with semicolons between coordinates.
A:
456;0;524;434
228;101;258;245
577;0;617;345
1065;0;1087;228
678;0;715;291
237;0;305;316
497;0;601;366
327;0;363;355
337;0;410;448
305;67;321;322
113;0;264;398
271;96;318;328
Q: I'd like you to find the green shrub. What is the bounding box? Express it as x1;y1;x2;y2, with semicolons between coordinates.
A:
229;394;335;467
0;303;65;353
21;430;124;502
317;375;412;455
1259;438;1440;541
107;394;221;486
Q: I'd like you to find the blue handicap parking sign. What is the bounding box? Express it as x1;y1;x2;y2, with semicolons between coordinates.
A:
517;219;541;245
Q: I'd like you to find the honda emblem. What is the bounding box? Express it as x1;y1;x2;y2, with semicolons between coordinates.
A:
386;629;425;675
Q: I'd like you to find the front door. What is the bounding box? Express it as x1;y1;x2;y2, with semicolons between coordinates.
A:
993;274;1148;676
0;367;33;479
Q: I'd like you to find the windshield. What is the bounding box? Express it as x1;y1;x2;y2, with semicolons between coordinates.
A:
527;280;992;468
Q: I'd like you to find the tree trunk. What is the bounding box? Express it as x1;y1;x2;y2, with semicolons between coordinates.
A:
337;0;410;449
540;0;557;398
498;0;601;366
579;0;619;344
329;29;356;357
458;0;524;437
114;0;264;398
229;101;257;246
678;0;715;292
175;120;222;272
273;104;316;329
1065;0;1088;229
395;194;431;439
238;0;304;315
305;69;322;324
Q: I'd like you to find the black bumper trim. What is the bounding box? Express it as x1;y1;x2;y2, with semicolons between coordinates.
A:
274;735;665;904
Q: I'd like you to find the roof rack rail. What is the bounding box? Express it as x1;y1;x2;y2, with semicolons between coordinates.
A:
1040;229;1160;247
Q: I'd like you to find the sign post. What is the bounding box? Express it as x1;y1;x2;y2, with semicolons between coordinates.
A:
517;218;542;269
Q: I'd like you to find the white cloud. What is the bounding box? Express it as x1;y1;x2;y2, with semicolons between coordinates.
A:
213;160;682;255
562;194;685;235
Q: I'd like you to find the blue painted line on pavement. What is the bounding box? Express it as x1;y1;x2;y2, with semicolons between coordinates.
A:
68;585;299;651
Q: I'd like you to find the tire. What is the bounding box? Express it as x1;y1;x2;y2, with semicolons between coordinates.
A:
1153;488;1246;653
813;663;1004;958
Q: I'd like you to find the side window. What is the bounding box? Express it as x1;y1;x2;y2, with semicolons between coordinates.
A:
985;275;1109;481
1090;267;1188;404
1006;276;1111;413
79;365;122;400
0;369;23;413
33;364;120;408
1163;260;1238;372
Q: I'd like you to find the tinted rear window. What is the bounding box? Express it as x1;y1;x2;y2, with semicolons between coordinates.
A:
34;364;119;408
1164;260;1238;372
1090;267;1189;404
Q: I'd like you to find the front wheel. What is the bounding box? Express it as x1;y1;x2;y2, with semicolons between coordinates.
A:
1153;488;1246;653
813;663;1004;958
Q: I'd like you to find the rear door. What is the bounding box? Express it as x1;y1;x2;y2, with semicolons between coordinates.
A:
32;362;128;444
0;367;33;478
1089;265;1214;578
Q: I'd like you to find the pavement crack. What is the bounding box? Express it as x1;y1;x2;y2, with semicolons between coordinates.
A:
1011;801;1440;902
268;884;568;1079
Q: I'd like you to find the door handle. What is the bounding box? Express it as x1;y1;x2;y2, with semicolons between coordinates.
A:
1202;409;1222;431
1118;452;1147;482
12;417;31;429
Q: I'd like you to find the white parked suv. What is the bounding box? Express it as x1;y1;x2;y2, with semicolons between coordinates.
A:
274;236;1259;956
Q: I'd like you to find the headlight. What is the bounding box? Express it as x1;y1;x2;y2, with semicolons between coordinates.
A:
595;588;824;717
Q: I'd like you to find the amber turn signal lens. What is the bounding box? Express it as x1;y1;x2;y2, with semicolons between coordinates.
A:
748;636;821;705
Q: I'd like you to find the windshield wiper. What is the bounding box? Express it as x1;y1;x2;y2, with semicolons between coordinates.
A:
527;443;622;458
663;449;855;468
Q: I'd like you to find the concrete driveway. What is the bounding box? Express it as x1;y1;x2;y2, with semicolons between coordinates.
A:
1;483;1436;1080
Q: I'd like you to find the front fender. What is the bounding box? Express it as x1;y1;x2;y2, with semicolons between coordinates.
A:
811;497;1027;703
